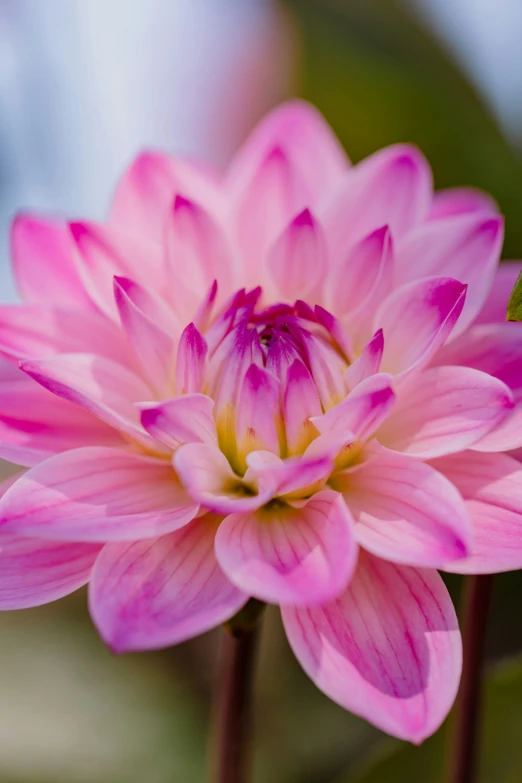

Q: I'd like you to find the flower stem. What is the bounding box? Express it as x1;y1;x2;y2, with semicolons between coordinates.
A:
446;574;494;783
211;602;264;783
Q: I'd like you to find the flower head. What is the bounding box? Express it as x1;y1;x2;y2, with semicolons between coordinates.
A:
1;101;521;742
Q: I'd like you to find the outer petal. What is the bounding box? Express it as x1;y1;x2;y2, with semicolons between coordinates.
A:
312;373;395;443
231;147;305;287
396;214;503;335
140;394;217;449
376;277;466;376
282;551;461;743
11;214;94;310
472;408;522;452
21;353;159;451
432;451;522;574
0;535;101;609
0;363;125;467
377;366;514;458
428;187;498;220
109;151;222;244
112;275;181;336
166;195;235;322
476;260;522;324
340;450;471;567
0;472;101;609
328;227;394;348
69;221;163;318
89;514;247;653
114;278;175;394
267;209;328;302
436;322;522;386
215;490;357;605
0;447;198;541
227;99;349;204
435;322;522;451
343;329;384;391
323;145;432;251
0;305;132;367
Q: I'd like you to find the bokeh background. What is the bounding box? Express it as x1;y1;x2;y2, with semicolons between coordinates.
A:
0;1;522;780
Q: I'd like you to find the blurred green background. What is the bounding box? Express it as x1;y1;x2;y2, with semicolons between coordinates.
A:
2;1;522;781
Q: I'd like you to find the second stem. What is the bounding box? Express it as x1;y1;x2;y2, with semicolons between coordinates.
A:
447;574;494;783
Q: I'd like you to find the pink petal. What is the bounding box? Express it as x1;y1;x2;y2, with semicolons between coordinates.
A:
231;147;305;288
109;151;222;245
0;472;100;608
312;373;396;443
215;490;357;605
476;260;522;324
282;551;461;742
323;145;432;250
165;195;235;323
300;330;346;410
227;100;349;205
114;278;175;394
436;322;522;391
341;449;471;567
376;277;467;376
0;447;197;541
284;360;322;455
11;214;94;310
211;326;261;420
0;362;125;467
432;451;522;574
435;322;522;451
69;221;163;318
174;443;273;514
0;304;133;367
328;227;394;348
89;514;247;652
236;364;280;463
377;366;514;458
313;305;354;361
471;406;522;452
245;451;333;498
21;353;159;451
428;187;498;220
140;394;217;449
343;330;384;390
112;276;181;336
175;323;208;395
0;535;101;609
267;209;328;301
396;215;504;336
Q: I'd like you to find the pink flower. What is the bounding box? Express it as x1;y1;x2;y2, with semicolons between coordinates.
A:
0;101;520;743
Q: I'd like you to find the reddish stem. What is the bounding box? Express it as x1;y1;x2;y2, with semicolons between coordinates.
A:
446;574;494;783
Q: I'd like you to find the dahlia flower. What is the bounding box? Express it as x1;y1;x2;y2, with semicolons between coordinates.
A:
0;101;521;743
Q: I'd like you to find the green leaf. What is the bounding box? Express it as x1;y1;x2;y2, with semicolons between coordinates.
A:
333;656;522;783
507;269;522;320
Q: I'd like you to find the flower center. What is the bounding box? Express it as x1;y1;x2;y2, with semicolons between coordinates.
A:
203;288;350;470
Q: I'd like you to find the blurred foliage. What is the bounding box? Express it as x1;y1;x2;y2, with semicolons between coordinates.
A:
283;0;522;259
507;269;522;320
